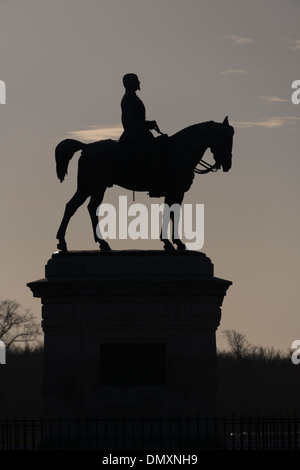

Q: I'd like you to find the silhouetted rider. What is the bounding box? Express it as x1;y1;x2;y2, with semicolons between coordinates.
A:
119;73;162;143
119;73;166;196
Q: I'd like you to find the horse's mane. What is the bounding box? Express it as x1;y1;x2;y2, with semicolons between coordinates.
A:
171;121;215;140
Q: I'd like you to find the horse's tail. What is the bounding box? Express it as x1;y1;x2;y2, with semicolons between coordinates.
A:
55;138;86;182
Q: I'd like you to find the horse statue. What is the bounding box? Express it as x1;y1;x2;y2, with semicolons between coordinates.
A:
55;116;234;252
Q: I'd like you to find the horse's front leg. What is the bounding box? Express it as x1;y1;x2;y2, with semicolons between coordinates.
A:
160;191;187;251
165;191;187;251
160;231;176;251
171;211;187;251
160;197;176;251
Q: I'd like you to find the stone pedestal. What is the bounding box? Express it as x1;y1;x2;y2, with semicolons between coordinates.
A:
28;250;231;419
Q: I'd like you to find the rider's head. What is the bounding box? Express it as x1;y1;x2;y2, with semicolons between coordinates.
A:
123;73;140;92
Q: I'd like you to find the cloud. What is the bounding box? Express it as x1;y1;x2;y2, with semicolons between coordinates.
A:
67;126;123;142
228;35;254;45
220;69;248;75
232;116;300;129
285;39;300;51
259;95;289;103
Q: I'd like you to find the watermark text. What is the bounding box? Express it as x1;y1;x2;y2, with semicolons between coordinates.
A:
0;340;6;364
291;340;300;364
0;80;6;104
291;80;300;105
96;196;204;250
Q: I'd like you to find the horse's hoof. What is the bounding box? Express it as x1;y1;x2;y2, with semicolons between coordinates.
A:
57;240;68;252
176;244;187;251
163;242;176;252
99;241;112;252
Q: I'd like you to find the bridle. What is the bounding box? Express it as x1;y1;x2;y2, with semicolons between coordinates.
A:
194;159;218;174
194;121;233;175
194;139;220;174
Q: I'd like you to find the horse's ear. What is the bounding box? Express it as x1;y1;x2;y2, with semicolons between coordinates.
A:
223;116;229;126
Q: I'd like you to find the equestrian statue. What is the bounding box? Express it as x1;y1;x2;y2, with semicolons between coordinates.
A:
55;74;234;252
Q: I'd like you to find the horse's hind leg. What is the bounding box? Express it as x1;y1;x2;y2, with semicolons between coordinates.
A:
56;190;89;251
87;189;111;252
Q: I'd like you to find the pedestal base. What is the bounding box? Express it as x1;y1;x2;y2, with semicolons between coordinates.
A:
28;250;231;418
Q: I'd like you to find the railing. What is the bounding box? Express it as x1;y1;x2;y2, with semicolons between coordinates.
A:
0;414;299;451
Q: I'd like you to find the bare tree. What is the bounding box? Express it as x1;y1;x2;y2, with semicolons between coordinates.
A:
222;329;255;359
222;329;287;361
0;300;41;349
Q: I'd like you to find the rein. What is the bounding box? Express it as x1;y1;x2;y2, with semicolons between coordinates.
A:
194;159;218;174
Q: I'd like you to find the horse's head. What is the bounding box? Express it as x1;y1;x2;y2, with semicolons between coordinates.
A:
210;117;234;172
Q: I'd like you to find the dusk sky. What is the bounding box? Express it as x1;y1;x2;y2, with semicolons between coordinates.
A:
0;0;299;352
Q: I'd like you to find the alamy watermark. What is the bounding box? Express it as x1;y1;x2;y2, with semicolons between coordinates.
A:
291;340;300;365
96;196;204;250
291;80;300;105
0;80;6;104
0;340;6;364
